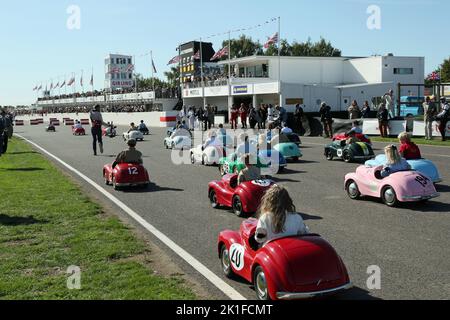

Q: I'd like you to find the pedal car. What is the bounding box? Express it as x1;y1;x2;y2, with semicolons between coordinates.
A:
333;132;372;145
365;155;442;183
46;125;56;132
164;129;192;150
345;165;439;207
258;149;287;174
139;127;150;135
190;136;233;166
209;175;274;217
325;141;374;163
218;219;352;300
103;163;150;190
286;133;302;146
273;143;302;162
72;126;86;136
103;126;117;138
218;153;269;176
123;130;144;142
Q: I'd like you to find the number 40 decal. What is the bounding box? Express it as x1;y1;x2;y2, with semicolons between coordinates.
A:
128;167;139;175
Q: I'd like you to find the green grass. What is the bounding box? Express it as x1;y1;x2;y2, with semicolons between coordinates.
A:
371;137;450;147
0;138;196;300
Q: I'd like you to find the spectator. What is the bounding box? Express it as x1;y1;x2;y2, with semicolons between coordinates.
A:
423;96;437;140
230;104;239;130
239;103;248;129
294;104;304;134
437;97;449;142
383;89;395;119
319;102;333;138
361;101;371;119
348;100;361;120
377;103;389;138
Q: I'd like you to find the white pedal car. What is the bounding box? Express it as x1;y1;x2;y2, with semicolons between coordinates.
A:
123;130;144;142
164;129;192;150
190;136;233;166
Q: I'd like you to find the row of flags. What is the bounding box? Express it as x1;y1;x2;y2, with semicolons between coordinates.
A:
167;32;279;65
33;74;94;91
427;71;441;82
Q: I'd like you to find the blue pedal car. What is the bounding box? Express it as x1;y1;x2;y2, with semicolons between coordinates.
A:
258;149;287;174
365;155;442;183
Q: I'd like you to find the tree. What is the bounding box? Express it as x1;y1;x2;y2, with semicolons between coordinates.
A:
264;39;292;56
222;35;263;60
164;66;180;86
440;57;450;82
309;37;341;57
135;74;169;90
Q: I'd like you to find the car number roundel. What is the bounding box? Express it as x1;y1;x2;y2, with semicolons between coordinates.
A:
252;180;272;187
229;243;245;271
337;149;343;157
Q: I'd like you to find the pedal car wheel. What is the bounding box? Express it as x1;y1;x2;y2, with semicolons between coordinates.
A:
220;245;235;278
343;151;352;163
346;180;360;200
112;177;119;191
292;156;299;162
254;266;270;301
232;196;245;217
326;150;334;161
382;186;398;207
209;190;219;209
190;153;196;164
172;142;176;150
219;165;226;176
104;174;110;186
201;155;206;166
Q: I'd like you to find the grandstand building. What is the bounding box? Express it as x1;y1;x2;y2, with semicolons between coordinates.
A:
104;54;134;91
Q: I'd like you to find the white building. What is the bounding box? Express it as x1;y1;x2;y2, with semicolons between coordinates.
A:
182;54;425;113
104;54;134;91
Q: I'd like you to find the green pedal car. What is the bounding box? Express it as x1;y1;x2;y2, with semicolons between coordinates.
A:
324;141;375;163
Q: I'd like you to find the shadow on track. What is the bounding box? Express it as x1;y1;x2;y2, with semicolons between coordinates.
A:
435;184;450;193
0;214;48;227
335;286;382;301
120;183;184;194
0;167;45;172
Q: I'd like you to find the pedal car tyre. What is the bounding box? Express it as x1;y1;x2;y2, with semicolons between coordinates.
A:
220;245;235;278
292;156;299;162
219;165;226;176
382;186;398;207
346;180;360;200
343;151;352;163
232;196;245;217
190;153;196;164
113;177;119;191
209;190;219;209
104;174;110;186
326;150;334;161
254;266;271;301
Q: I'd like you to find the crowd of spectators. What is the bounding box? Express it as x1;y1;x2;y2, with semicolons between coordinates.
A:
38;85;180;102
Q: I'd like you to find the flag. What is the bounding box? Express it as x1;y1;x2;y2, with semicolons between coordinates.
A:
109;66;121;74
210;46;229;61
90;74;94;86
126;64;134;72
151;59;157;74
193;51;201;60
427;71;441;81
167;55;180;65
80;76;83;87
38;84;42;90
67;77;75;86
55;82;59;88
50;83;54;90
264;32;279;49
33;86;37;91
60;80;66;88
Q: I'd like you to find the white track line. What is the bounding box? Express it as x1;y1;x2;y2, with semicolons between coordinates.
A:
15;134;246;301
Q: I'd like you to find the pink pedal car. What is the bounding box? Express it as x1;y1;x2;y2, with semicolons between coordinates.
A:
345;165;439;207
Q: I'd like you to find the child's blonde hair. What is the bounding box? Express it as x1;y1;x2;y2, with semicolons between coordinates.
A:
398;131;411;143
259;185;296;234
385;145;402;165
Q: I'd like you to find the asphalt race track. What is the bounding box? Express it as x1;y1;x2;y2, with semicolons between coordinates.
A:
15;125;450;300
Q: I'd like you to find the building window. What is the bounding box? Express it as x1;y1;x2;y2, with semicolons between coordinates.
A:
394;68;413;75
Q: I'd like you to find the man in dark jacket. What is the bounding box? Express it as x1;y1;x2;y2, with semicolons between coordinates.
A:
319;103;333;138
0;109;11;154
294;104;304;134
0;109;5;155
377;103;389;138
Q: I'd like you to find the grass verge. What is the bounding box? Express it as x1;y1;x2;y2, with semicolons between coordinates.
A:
371;137;450;147
0;138;196;300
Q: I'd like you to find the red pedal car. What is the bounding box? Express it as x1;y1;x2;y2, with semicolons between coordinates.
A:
103;163;150;190
218;219;352;300
333;132;372;145
208;174;274;217
72;126;86;136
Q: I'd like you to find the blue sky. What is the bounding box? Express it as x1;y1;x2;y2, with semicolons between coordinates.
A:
0;0;448;105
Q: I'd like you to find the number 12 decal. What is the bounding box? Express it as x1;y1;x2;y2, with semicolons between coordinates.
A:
128;167;139;175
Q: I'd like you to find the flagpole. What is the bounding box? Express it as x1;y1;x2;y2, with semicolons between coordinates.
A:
278;16;282;107
228;30;232;118
200;38;206;108
134;55;138;93
81;69;84;94
151;50;155;94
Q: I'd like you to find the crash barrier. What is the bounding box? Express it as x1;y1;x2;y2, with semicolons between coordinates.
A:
30;119;40;125
65;119;75;126
413;121;450;137
51;120;60;126
63;118;71;124
37;118;44;124
80;119;90;125
15;120;24;126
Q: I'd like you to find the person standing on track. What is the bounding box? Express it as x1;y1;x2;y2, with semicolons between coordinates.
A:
90;105;107;156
